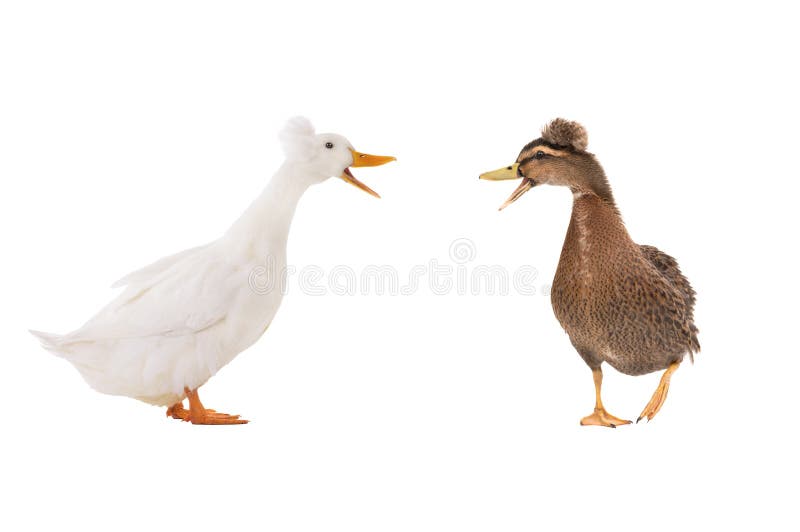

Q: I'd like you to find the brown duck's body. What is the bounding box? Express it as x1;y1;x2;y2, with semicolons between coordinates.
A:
481;118;699;426
552;193;699;377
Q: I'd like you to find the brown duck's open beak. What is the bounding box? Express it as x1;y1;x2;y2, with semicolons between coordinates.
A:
479;163;534;210
479;164;519;182
340;149;396;199
498;178;534;211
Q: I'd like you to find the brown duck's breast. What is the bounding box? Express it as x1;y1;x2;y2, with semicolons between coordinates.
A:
551;194;634;326
551;195;692;374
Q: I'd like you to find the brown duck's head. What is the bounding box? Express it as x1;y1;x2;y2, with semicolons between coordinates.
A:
480;118;612;210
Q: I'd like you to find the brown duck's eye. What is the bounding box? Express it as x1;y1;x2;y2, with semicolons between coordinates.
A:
325;142;334;149
534;150;546;159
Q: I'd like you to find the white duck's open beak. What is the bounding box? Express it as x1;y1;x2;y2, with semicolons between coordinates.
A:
340;149;396;198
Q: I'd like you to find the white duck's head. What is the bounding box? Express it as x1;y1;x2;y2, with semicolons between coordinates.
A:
279;116;395;198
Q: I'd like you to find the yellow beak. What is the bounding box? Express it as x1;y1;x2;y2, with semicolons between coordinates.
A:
479;163;519;181
480;163;534;210
498;178;534;211
340;149;397;198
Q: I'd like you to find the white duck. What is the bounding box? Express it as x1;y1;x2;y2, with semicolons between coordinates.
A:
31;117;395;425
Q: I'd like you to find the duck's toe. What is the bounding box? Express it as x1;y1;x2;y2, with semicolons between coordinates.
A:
190;411;249;425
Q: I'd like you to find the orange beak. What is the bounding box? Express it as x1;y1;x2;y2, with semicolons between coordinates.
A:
340;149;396;198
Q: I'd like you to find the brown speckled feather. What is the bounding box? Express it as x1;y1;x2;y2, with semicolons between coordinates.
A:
492;118;700;424
639;244;700;355
551;194;699;376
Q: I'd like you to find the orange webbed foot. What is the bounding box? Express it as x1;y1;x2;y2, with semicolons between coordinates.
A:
637;361;680;423
166;388;249;425
580;408;632;428
166;402;190;422
580;367;632;428
189;410;248;425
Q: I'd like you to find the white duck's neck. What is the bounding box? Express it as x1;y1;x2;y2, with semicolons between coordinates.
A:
224;161;319;257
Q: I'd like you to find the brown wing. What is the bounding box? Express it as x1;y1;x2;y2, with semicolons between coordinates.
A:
639;244;700;353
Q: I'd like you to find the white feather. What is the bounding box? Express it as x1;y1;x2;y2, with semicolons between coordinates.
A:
111;244;209;288
32;117;362;407
279;116;316;161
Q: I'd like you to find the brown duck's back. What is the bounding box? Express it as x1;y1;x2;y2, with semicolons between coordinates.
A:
551;193;699;376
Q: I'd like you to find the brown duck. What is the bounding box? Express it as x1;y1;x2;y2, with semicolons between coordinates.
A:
481;119;699;427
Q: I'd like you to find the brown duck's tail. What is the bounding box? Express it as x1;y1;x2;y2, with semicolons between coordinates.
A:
688;324;700;363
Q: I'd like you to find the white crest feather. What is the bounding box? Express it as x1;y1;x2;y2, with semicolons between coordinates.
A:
279;116;316;161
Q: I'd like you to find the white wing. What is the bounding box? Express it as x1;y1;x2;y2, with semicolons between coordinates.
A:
111;244;210;288
65;244;248;343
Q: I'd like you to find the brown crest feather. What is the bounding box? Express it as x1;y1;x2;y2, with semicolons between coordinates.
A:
541;118;588;152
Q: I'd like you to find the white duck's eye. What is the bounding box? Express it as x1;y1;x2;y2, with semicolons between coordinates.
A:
325;142;334;149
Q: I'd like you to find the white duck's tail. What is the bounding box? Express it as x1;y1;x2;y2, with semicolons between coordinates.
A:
30;329;122;398
30;329;69;352
30;329;90;362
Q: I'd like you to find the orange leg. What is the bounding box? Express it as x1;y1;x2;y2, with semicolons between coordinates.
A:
580;367;632;428
637;361;680;423
166;387;248;425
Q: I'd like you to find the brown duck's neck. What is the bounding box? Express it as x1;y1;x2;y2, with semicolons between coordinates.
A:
567;190;629;253
570;165;619;216
561;191;631;279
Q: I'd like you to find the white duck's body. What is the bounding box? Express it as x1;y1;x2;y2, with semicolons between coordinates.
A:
33;162;304;406
32;117;394;420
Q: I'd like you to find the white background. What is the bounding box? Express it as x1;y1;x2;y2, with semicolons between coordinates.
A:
1;1;797;530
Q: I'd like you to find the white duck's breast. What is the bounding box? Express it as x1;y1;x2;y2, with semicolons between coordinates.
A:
211;255;288;361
